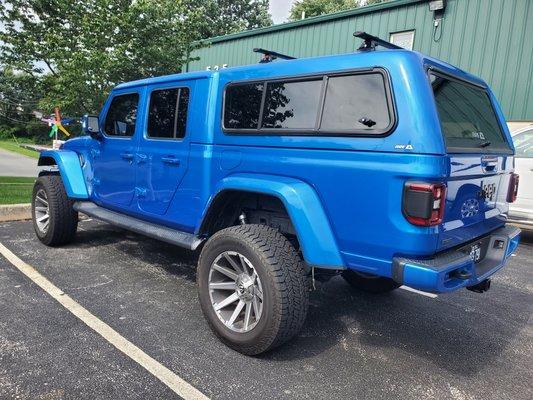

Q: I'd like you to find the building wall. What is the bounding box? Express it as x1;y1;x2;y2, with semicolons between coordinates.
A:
187;0;533;121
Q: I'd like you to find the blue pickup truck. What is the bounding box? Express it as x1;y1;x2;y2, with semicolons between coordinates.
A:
32;33;520;355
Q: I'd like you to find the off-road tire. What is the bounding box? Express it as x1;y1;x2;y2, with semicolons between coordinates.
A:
342;270;400;293
197;224;309;355
32;174;78;246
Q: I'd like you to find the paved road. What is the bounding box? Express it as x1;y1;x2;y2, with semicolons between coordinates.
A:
0;148;37;177
0;220;532;399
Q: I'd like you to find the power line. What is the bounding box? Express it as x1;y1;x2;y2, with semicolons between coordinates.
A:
0;110;40;123
0;114;33;124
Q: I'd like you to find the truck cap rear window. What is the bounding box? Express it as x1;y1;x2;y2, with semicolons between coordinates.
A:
430;73;511;153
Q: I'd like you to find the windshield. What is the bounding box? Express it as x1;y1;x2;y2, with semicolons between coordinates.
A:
430;73;511;153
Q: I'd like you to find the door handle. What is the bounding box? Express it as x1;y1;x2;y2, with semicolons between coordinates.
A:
162;156;180;166
120;152;134;161
136;153;148;164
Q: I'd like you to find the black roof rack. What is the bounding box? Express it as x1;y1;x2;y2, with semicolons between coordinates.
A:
353;31;402;51
253;48;296;63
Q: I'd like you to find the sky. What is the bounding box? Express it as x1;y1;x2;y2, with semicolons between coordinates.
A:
269;0;297;24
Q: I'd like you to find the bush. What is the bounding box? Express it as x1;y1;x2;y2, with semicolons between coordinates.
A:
0;125;18;140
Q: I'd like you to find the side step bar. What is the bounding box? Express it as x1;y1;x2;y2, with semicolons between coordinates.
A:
73;201;203;251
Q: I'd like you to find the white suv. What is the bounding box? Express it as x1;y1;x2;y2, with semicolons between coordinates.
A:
509;126;533;229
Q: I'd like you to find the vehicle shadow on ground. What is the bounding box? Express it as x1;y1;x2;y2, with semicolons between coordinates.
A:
73;223;198;282
71;222;531;377
520;229;533;243
261;278;531;377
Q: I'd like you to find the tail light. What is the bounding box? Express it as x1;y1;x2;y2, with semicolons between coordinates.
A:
507;173;519;203
403;182;446;226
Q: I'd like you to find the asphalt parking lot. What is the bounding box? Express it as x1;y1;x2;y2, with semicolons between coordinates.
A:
1;219;532;400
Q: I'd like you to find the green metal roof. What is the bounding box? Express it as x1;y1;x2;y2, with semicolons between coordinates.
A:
201;0;426;44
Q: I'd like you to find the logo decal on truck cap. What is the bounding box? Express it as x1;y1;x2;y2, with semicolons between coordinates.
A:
394;144;414;150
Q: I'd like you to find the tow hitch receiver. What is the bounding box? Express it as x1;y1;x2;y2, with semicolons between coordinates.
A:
466;279;491;293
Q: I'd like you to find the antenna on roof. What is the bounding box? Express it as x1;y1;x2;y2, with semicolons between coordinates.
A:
253;48;296;63
353;31;403;51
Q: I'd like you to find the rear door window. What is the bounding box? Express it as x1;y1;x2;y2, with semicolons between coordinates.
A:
430;73;511;153
147;87;190;139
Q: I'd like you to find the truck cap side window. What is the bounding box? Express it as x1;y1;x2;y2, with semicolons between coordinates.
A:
321;73;391;131
430;73;511;153
103;93;139;137
262;79;322;129
223;70;394;135
224;82;264;129
148;87;190;139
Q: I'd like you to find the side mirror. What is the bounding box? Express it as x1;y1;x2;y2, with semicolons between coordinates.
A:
82;114;103;140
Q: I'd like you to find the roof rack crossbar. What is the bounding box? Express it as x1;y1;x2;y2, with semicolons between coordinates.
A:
253;48;296;62
353;31;402;51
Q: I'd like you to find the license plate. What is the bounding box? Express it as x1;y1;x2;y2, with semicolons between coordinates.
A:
469;243;482;263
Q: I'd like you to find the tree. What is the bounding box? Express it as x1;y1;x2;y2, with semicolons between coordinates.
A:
190;0;272;39
0;0;272;119
289;0;387;21
0;0;205;115
0;68;55;142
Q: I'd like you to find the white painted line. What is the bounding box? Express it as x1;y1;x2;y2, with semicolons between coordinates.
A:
400;285;438;298
0;242;209;400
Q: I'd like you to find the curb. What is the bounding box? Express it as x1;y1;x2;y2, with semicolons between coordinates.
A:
0;203;31;222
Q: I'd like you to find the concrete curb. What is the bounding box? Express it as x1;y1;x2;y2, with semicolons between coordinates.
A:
0;204;90;223
0;203;31;222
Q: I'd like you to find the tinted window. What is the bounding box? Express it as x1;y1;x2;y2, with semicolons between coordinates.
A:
224;83;264;129
262;79;322;129
431;74;510;152
104;93;139;137
513;129;533;158
321;74;391;131
148;87;189;139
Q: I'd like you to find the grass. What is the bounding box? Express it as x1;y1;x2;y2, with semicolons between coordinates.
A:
0;176;35;204
0;140;40;159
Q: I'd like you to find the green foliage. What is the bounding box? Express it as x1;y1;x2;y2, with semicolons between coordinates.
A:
289;0;360;20
289;0;387;21
0;68;42;129
0;0;205;115
0;0;272;142
190;0;272;38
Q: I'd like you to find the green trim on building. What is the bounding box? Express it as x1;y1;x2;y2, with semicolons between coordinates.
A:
188;0;533;121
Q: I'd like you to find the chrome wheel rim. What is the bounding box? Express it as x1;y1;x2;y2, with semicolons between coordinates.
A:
208;251;264;333
34;189;50;234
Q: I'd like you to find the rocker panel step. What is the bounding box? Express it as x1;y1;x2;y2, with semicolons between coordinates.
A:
73;201;203;250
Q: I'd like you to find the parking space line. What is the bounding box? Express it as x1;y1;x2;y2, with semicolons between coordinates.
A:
399;285;438;298
0;242;209;400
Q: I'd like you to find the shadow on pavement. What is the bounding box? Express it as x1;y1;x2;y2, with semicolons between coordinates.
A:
67;221;531;377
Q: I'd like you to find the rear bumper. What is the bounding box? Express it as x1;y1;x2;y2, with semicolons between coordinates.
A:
392;225;520;293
